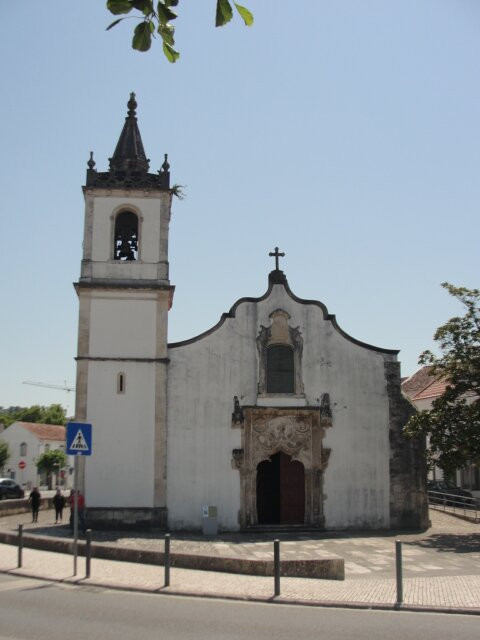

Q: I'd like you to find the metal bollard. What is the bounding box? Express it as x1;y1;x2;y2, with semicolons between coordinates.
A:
164;534;170;587
18;524;23;568
395;540;403;606
274;539;280;596
85;529;92;578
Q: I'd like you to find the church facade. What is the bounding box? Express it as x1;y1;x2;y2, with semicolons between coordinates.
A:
74;95;428;531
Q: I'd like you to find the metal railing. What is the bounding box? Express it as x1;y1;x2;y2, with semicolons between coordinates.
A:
427;489;479;521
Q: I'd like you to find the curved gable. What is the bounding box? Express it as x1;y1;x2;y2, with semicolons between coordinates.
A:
168;271;398;355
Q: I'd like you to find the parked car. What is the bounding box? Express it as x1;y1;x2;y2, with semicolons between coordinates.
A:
0;478;25;500
427;480;477;508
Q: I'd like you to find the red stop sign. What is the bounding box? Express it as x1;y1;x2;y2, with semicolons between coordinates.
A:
18;461;26;470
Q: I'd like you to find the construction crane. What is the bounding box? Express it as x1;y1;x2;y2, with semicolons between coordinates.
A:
23;380;76;393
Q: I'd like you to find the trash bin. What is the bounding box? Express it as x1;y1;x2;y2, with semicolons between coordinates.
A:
202;505;218;535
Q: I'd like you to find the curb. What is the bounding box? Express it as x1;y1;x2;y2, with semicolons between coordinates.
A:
2;567;480;616
0;530;344;580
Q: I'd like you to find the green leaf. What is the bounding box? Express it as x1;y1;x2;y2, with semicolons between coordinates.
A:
216;0;233;27
157;1;178;24
106;18;124;31
107;0;133;15
132;21;153;52
132;0;154;16
157;23;175;46
163;41;180;63
165;0;179;6
234;3;254;26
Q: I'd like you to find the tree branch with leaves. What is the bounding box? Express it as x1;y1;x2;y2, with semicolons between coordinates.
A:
36;450;68;490
404;283;480;473
0;440;10;472
107;0;254;62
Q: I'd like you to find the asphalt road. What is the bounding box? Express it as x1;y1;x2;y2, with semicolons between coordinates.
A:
0;573;478;640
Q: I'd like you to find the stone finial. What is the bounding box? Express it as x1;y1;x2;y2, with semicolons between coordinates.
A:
127;92;137;118
161;153;170;173
87;151;96;170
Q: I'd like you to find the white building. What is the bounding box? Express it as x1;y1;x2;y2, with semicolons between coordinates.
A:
0;422;72;490
74;94;428;531
402;367;480;497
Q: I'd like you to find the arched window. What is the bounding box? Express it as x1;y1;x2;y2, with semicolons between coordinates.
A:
266;345;294;393
114;211;138;261
44;444;50;453
20;442;27;457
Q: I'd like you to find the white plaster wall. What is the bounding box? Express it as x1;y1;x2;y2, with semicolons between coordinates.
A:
82;191;171;282
91;196;161;262
89;293;157;358
85;361;156;507
1;424;41;486
167;283;392;530
411;397;434;412
0;423;67;489
167;301;258;530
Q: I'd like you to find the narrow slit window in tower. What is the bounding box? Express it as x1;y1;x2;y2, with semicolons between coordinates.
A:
117;372;126;394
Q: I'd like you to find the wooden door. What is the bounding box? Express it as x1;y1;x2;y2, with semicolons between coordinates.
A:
280;452;305;524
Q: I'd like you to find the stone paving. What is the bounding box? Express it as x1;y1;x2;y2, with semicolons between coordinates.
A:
0;507;479;612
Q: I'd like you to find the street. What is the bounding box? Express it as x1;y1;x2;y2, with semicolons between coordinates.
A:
0;573;478;640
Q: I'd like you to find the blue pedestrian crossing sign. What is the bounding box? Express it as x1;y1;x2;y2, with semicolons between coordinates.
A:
67;422;92;456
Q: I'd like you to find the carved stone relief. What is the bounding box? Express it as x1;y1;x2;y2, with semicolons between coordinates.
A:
231;395;244;426
237;407;331;529
252;416;311;468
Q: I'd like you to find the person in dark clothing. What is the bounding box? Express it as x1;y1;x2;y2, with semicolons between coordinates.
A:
53;489;66;523
29;487;41;523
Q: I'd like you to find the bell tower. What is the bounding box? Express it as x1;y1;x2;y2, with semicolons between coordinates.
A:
74;93;174;528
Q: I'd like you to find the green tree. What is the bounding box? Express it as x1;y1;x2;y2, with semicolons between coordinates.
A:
36;450;68;490
0;440;10;472
106;0;253;62
0;404;67;428
404;283;480;473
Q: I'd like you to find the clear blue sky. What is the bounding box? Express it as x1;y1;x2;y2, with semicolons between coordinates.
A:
1;1;478;416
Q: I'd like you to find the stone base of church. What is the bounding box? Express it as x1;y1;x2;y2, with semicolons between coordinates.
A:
86;507;168;530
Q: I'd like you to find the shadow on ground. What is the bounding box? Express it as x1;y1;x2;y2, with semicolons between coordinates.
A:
407;533;480;554
28;522;428;546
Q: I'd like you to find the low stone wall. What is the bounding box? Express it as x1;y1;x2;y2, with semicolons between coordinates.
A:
0;530;345;580
0;497;54;517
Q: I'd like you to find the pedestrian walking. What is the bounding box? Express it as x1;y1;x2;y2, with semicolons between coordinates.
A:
69;490;86;533
29;487;41;523
53;488;65;523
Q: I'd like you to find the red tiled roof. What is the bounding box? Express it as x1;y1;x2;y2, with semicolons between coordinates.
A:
412;378;448;401
17;422;66;441
401;366;434;398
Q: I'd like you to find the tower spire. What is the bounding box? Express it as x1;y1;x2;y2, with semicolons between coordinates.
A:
85;93;170;189
109;92;150;174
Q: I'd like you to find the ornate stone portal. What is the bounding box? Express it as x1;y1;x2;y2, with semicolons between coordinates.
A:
234;407;331;528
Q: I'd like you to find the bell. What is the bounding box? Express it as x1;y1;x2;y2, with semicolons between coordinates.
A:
118;238;134;260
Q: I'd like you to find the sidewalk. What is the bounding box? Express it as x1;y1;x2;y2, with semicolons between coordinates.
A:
0;508;479;613
1;543;479;613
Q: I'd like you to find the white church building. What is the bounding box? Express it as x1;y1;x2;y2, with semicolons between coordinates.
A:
74;94;428;532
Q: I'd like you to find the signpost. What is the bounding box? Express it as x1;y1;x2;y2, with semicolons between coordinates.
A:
66;422;92;576
18;460;26;486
